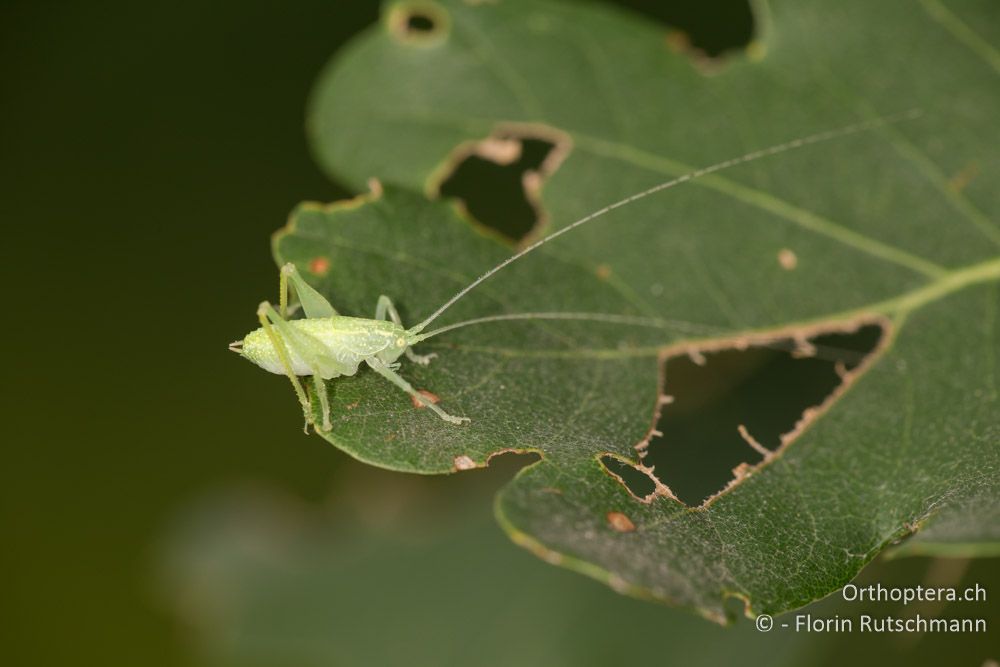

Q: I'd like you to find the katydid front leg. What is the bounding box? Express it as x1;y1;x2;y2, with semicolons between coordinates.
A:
375;295;437;366
365;357;469;425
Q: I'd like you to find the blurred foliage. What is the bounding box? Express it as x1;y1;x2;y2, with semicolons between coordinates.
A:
159;458;1000;666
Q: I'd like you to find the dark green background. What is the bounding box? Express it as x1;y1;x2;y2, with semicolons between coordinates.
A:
2;1;994;665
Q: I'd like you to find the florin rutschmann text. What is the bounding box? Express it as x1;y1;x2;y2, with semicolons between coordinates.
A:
754;583;988;634
790;613;986;633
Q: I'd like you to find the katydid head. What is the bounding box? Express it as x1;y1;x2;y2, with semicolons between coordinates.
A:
402;329;423;349
371;328;423;366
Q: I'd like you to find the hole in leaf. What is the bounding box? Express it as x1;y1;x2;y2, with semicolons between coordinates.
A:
722;593;750;623
406;13;436;33
439;137;557;243
486;448;542;471
387;1;450;44
625;323;885;506
614;0;754;58
600;455;657;499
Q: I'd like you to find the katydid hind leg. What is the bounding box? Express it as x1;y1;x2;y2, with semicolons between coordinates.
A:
257;302;313;431
261;301;353;431
365;358;469;425
375;295;437;366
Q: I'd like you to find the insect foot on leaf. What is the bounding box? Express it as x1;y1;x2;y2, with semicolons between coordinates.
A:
407;351;438;366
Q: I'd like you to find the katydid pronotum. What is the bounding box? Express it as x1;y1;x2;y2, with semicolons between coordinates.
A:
229;112;918;432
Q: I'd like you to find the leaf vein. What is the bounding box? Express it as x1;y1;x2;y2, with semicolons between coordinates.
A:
918;0;1000;76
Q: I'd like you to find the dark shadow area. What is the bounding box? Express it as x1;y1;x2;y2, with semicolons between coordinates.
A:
600;455;657;499
406;12;437;34
439;138;555;243
638;325;884;506
615;0;754;57
486;449;542;475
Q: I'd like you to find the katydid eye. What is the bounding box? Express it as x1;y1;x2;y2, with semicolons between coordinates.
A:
396;338;406;347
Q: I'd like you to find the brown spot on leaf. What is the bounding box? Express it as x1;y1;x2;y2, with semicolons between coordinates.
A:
607;511;636;533
948;161;979;193
595;264;612;280
410;389;440;409
453;455;477;471
308;257;331;276
778;248;798;270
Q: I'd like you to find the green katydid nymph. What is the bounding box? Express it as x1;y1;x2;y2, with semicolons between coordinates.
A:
229;112;919;432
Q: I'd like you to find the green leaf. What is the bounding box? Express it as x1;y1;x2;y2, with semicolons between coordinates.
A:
271;0;1000;619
